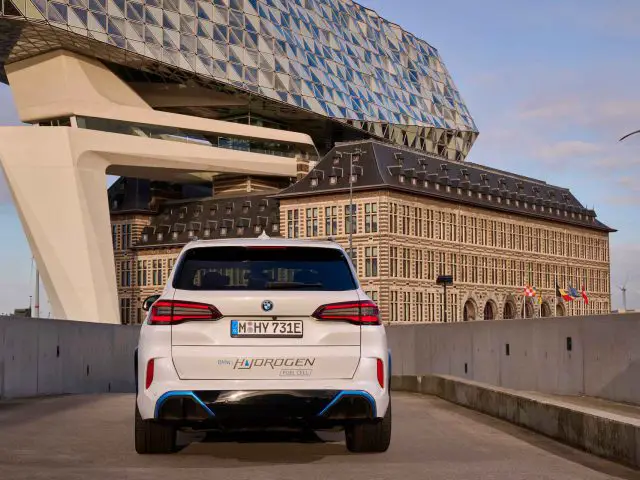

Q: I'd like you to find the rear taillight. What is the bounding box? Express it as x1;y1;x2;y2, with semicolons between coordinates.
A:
149;300;222;325
145;359;154;390
312;300;380;325
376;358;384;389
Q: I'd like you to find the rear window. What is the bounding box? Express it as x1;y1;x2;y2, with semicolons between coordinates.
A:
173;246;357;291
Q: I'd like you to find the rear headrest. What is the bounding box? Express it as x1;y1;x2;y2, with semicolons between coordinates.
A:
201;271;229;289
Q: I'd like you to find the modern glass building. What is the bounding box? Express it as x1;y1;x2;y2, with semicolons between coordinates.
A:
0;0;477;158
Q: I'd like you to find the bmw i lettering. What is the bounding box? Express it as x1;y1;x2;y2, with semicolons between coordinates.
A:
135;238;391;454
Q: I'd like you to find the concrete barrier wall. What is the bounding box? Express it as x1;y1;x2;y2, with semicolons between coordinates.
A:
3;313;640;404
387;313;640;405
0;316;140;399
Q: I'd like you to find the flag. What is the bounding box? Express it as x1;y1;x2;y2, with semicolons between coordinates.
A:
568;285;580;299
581;286;589;304
523;285;537;297
556;283;572;302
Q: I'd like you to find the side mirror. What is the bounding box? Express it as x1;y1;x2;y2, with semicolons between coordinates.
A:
142;294;161;312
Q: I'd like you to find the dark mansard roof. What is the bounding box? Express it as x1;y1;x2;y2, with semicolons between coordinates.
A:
276;139;614;232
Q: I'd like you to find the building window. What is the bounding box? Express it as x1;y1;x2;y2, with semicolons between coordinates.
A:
120;297;131;324
120;223;131;249
364;246;378;277
402;248;411;278
137;260;148;287
120;260;131;287
415;249;423;279
414;207;423;237
401;205;410;235
345;204;357;234
390;246;399;277
390;203;398;234
152;260;164;286
365;290;379;305
220;227;228;236
287;209;300;238
415;292;424;322
306;208;318;237
271;223;279;233
111;225;118;250
390;290;398;322
403;291;411;322
325;206;338;235
364;203;378;233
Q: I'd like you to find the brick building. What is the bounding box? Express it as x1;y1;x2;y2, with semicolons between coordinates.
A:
110;139;613;324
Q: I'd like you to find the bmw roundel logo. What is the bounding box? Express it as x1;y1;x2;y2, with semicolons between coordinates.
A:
262;300;274;312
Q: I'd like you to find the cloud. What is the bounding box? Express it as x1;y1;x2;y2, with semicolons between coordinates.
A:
536;141;604;160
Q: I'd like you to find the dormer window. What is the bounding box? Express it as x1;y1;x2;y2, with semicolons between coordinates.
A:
329;176;337;185
311;178;318;187
203;228;211;237
254;225;262;234
399;175;405;183
112;200;118;209
157;233;164;241
259;203;266;212
209;207;217;216
350;174;357;183
446;185;451;193
272;223;279;232
411;178;417;186
506;198;511;205
487;194;492;201
424;181;429;188
237;227;245;235
242;205;249;214
220;227;228;236
225;206;232;215
467;190;472;197
172;231;178;240
142;234;149;242
497;197;502;204
187;229;194;238
515;200;520;207
457;188;462;195
435;183;440;190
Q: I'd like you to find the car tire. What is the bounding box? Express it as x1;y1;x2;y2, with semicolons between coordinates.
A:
135;403;177;454
345;401;392;453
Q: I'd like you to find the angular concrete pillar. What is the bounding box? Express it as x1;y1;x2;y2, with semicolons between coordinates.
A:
0;51;314;324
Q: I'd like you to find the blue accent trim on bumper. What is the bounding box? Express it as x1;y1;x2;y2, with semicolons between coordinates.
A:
154;391;215;419
317;390;377;417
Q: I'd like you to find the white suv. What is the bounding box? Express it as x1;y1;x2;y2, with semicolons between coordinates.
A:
135;238;391;454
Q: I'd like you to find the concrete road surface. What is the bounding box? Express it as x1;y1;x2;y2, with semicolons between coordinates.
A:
0;392;638;480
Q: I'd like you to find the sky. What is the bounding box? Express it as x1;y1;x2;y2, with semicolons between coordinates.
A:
0;0;639;314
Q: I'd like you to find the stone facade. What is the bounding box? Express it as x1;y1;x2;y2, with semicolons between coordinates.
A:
278;190;610;324
112;187;610;324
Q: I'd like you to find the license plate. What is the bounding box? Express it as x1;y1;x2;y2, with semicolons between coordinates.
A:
230;320;303;338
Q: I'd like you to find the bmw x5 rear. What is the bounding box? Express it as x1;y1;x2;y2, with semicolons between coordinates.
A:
135;239;391;454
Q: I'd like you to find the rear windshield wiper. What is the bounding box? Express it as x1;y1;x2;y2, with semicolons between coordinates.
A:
265;282;325;290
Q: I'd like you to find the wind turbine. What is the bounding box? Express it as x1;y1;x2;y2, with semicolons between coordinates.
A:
617;275;629;311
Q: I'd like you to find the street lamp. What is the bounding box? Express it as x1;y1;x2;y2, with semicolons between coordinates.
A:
620;130;640;142
436;275;454;322
337;148;363;260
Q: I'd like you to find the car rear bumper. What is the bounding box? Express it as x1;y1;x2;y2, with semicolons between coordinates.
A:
137;356;390;425
151;389;379;429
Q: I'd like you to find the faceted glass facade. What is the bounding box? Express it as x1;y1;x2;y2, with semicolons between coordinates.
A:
0;0;478;159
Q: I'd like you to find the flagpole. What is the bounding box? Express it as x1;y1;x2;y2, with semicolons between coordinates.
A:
554;275;557;317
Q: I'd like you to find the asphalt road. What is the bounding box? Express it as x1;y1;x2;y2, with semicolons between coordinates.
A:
0;392;638;480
